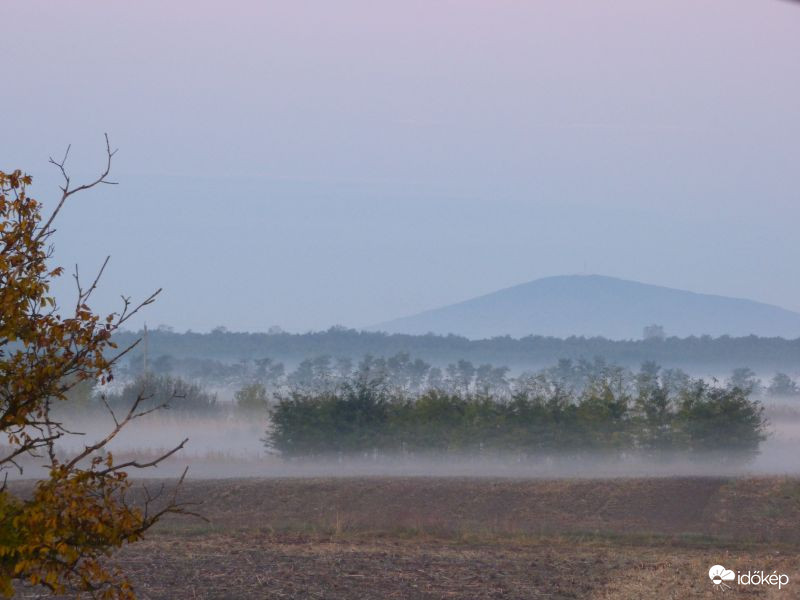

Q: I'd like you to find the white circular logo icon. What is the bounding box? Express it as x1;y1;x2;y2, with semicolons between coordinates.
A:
709;565;736;586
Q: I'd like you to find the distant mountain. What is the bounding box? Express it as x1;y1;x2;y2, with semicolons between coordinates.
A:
372;275;800;340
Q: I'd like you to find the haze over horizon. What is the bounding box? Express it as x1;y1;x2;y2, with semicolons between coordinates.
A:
4;0;800;333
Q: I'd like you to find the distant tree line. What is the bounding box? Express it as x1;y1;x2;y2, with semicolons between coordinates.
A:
266;364;768;459
113;326;800;373
68;351;799;419
105;374;218;413
121;348;800;402
59;374;218;416
63;355;776;461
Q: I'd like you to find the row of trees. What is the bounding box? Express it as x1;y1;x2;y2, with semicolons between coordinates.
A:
123;351;800;405
59;356;797;421
113;326;800;372
267;369;768;459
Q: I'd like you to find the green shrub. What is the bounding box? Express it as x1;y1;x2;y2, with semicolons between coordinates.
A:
266;372;767;459
676;381;766;458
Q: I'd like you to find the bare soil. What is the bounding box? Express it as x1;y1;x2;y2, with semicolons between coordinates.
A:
15;476;800;599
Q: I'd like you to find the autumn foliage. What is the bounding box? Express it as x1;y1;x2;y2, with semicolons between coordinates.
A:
0;143;188;598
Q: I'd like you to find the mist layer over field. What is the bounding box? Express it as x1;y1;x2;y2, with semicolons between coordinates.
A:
9;404;799;480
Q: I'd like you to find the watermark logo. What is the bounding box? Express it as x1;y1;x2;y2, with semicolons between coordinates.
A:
708;565;735;590
708;564;789;592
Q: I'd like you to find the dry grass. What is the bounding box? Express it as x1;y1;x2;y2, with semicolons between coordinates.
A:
13;476;800;599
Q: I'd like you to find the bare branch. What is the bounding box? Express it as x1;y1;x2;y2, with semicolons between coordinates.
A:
100;394;120;428
73;256;111;310
38;134;118;244
98;438;188;475
63;383;177;471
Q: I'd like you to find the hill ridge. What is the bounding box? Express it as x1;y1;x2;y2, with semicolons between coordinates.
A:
372;274;800;340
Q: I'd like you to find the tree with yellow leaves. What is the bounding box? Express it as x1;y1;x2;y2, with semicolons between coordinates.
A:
0;137;191;598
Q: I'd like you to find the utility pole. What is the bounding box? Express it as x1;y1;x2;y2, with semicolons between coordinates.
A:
143;322;148;379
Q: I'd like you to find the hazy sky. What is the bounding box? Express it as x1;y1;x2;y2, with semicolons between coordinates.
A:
3;0;799;332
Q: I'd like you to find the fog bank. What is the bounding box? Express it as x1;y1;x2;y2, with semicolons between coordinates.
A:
6;406;799;481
